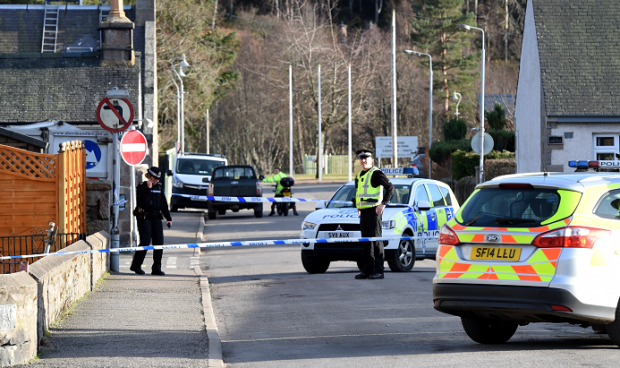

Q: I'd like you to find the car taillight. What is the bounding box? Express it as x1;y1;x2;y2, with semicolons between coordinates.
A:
256;182;262;196
532;227;611;249
439;225;460;245
208;183;214;196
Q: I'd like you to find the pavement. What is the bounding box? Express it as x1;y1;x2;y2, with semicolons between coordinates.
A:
24;211;223;368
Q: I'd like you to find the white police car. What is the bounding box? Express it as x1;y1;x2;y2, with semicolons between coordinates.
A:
300;177;459;273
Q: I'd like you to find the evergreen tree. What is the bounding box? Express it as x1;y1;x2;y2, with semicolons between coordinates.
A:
411;0;479;120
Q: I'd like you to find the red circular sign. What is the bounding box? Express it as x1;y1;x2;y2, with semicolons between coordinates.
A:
120;130;148;166
96;97;134;133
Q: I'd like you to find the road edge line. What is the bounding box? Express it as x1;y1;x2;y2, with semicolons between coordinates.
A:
194;212;206;257
194;266;223;368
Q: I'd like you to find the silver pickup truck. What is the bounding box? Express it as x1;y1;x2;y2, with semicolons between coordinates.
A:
207;165;263;219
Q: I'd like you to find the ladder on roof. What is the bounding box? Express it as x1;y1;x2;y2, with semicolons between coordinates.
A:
41;0;60;53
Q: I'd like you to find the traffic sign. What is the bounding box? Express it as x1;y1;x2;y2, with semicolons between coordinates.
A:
471;132;494;155
120;130;147;166
96;97;134;133
375;136;419;158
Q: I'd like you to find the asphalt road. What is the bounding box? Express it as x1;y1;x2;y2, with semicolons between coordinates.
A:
200;184;620;367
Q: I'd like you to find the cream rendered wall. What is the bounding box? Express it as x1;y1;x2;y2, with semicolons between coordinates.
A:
515;0;542;174
551;124;620;173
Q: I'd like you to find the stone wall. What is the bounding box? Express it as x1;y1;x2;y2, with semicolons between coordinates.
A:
0;272;37;367
86;180;111;236
86;232;110;290
28;242;93;346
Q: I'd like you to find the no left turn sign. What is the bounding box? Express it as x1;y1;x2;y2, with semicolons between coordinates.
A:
96;97;134;133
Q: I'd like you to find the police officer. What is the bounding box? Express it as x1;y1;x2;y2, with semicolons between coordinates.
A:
130;167;172;276
354;149;394;280
262;167;299;216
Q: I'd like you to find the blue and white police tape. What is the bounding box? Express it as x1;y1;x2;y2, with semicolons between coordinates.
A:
0;236;415;261
167;193;409;207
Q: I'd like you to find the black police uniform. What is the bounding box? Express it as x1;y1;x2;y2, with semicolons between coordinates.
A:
131;180;172;275
355;169;394;277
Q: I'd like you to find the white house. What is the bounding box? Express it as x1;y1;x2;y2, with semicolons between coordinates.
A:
515;0;620;173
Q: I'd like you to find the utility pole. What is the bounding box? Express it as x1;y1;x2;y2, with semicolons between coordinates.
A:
348;64;352;182
206;109;210;154
505;0;509;63
318;65;322;181
391;9;398;169
289;65;294;177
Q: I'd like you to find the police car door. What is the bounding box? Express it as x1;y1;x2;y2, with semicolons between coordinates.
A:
412;183;435;256
425;183;450;254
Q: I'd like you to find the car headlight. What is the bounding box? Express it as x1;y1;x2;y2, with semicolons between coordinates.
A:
302;221;317;231
381;220;396;229
173;178;184;188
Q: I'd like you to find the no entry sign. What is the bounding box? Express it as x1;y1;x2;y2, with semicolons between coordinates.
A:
120;130;148;166
96;97;134;133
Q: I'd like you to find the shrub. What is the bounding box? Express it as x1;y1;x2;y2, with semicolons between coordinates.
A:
485;103;507;130
443;117;468;141
430;138;472;165
452;150;515;180
488;128;515;152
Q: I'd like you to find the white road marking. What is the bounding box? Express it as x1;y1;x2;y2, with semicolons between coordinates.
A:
165;257;177;269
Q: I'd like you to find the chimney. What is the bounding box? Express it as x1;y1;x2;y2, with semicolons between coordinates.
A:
337;21;348;45
100;0;135;66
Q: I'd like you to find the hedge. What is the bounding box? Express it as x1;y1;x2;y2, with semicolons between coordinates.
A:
429;138;472;164
488;128;515;152
452;150;515;180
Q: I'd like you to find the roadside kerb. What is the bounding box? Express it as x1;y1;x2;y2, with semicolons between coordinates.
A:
194;266;223;368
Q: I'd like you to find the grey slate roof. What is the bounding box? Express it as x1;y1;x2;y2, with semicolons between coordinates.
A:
533;0;620;116
0;54;141;123
0;6;140;54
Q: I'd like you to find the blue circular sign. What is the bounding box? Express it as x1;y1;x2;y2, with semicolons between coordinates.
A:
84;140;102;169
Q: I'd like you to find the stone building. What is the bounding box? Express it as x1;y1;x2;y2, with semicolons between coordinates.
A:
0;0;158;246
515;0;620;173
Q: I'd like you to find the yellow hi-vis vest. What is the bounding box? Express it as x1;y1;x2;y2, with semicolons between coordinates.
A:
263;172;288;195
356;167;383;209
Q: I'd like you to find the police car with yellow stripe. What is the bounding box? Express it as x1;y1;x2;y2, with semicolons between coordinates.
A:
433;160;620;347
300;174;459;274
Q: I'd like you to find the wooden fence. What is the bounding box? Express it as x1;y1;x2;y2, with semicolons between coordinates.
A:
0;141;86;247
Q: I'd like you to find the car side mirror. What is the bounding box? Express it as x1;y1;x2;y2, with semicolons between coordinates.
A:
166;170;173;176
315;201;326;210
611;199;620;210
259;175;265;181
417;200;431;212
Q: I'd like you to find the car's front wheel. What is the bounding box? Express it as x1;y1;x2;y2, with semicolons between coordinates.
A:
461;317;518;344
301;251;330;274
387;238;415;272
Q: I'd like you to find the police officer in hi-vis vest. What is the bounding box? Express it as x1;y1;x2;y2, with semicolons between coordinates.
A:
354;149;394;280
130;167;172;276
262;167;299;216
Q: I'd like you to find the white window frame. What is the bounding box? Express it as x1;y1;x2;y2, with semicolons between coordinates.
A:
593;134;620;161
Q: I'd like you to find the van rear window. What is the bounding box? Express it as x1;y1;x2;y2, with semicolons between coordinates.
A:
459;188;566;227
213;167;256;180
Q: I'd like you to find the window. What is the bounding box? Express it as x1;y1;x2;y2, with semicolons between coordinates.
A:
177;158;225;176
593;134;620;161
212;167;256;180
594;190;620;220
439;186;453;206
414;185;430;205
427;184;446;207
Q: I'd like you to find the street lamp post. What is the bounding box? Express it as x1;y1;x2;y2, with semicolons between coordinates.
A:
404;50;433;179
171;54;190;154
459;24;485;183
453;92;462;117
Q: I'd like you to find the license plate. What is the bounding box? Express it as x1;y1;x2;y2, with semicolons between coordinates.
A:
471;246;522;261
328;232;350;238
283;192;291;197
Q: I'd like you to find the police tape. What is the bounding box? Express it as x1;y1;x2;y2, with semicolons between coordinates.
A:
0;236;416;261
167;193;410;207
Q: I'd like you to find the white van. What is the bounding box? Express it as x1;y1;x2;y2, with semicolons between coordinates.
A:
170;153;227;212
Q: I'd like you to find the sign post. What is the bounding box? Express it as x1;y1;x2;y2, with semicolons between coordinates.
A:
98;88;133;273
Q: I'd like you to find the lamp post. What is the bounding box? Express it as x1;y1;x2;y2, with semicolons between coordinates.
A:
404;49;433;179
459;24;485;183
170;54;190;155
453;92;462;117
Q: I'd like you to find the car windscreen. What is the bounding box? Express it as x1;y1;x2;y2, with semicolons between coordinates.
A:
327;184;411;208
176;158;225;176
459;188;563;227
212;167;256;180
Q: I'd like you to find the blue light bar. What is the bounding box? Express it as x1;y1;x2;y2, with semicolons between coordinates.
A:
568;160;576;167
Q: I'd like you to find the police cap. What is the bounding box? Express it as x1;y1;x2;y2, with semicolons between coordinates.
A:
356;149;373;159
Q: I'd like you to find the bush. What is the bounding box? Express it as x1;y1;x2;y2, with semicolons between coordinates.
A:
485;103;507;130
443;117;468;141
488;128;515;152
430;138;472;164
452;150;515;180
